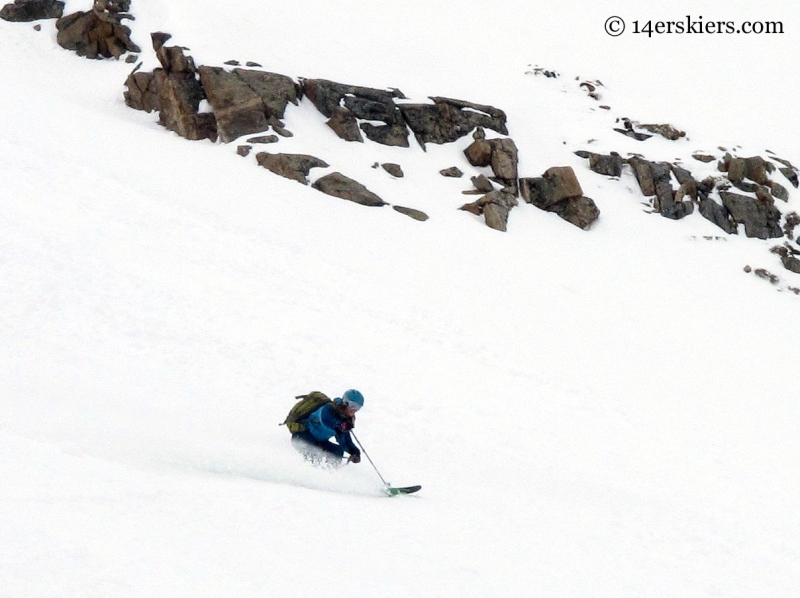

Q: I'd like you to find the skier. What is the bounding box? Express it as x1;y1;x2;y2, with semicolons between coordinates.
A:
290;389;364;466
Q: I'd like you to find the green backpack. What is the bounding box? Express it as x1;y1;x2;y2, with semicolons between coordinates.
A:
281;391;332;434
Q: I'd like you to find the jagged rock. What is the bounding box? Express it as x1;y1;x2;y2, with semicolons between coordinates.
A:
150;31;171;52
470;174;495;193
464;139;493;167
720;191;783;239
124;68;160;113
520;166;599;229
769;157;799;188
197;66;268;142
156;74;217;141
628;157;656;196
156;44;197;73
256;152;329;185
670;164;694;186
1;0;63;21
628;158;692;220
490;138;518;182
55;5;140;59
237;145;251;157
551;195;600;230
393;206;428;221
382;163;404;178
137;45;216;142
463;136;518;193
400;97;507;147
637;123;686;140
234;69;298;122
197;67;299;143
360;123;409;147
651;161;693;220
326;106;363;142
542;166;583;203
699;195;738;234
588;153;623;177
301;78;408;146
440;166;463;178
312;172;386;207
460;190;518;232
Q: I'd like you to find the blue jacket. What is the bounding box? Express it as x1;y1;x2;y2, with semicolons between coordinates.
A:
304;400;359;455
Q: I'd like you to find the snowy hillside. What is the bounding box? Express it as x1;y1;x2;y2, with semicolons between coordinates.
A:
2;1;799;596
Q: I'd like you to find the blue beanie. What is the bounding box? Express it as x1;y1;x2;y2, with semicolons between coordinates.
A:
342;389;365;408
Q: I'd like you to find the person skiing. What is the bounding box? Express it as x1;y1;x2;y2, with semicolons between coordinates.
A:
290;389;364;466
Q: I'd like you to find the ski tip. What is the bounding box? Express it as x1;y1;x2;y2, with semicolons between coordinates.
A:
385;484;422;496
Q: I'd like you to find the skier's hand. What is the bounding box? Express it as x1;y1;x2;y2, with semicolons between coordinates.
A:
348;453;361;464
336;420;354;433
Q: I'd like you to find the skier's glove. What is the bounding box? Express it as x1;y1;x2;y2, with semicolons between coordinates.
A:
336;420;354;433
348;453;361;464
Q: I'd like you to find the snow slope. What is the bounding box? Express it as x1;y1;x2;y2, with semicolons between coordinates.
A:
2;1;799;596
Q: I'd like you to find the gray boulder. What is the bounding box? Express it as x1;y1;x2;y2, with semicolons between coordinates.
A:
552;195;601;230
1;0;63;21
698;195;737;234
439;167;464;178
720;191;783;239
312;172;387;207
588;153;623;177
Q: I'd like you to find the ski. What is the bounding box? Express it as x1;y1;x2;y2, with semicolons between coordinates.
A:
384;484;421;496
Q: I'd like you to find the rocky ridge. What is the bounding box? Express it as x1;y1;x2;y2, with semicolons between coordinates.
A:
4;0;800;289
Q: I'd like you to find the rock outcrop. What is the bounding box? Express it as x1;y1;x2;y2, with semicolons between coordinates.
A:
301;78;409;147
197;67;298;142
56;0;140;59
400;97;507;148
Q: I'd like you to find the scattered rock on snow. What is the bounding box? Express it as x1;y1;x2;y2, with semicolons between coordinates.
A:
1;0;63;21
312;172;387;207
393;206;428;221
381;163;404;178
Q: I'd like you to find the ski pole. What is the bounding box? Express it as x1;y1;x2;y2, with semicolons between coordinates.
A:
351;431;390;487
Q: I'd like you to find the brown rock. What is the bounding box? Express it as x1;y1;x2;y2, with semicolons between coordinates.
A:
312;172;386;207
256;152;329;185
